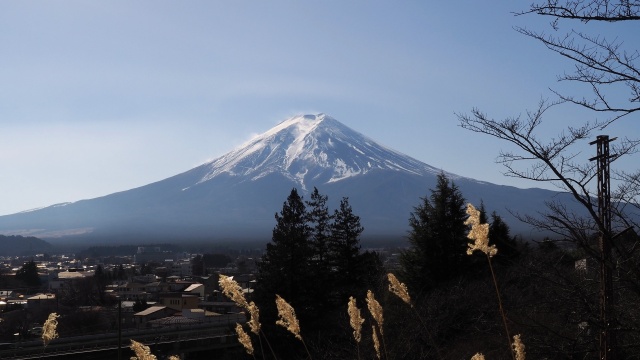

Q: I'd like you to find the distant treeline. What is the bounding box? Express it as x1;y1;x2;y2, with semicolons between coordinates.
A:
77;243;182;258
0;235;53;256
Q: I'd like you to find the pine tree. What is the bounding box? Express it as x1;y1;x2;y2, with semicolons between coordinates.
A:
467;204;519;264
191;255;204;276
478;200;489;224
400;173;469;295
256;188;312;311
489;211;519;263
94;264;108;304
305;187;333;310
306;187;332;264
329;196;365;299
16;260;40;287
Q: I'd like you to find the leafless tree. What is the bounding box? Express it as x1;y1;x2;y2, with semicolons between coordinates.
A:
458;100;638;233
458;2;640;357
514;1;640;127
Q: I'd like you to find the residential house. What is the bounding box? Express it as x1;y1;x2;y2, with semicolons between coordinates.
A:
133;306;177;328
183;283;204;299
116;282;149;301
26;293;56;312
159;293;199;311
49;269;93;292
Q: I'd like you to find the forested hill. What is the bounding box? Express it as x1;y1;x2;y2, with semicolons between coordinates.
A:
0;235;53;256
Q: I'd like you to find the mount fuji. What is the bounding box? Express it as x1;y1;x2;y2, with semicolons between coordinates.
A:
0;114;564;246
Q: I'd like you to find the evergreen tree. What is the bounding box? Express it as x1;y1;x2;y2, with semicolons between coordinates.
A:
191;255;204;276
255;188;379;356
306;187;332;264
133;299;150;313
329;196;365;299
255;188;320;357
256;188;312;309
400;173;469;295
358;250;385;294
115;264;126;280
94;264;108;303
478;200;489;224
475;202;518;263
305;187;333;310
489;211;519;263
16;260;40;287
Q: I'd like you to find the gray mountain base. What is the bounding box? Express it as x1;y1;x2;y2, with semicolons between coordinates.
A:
0;114;576;247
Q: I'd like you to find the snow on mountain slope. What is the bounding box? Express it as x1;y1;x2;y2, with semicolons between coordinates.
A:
0;112;573;244
194;113;445;190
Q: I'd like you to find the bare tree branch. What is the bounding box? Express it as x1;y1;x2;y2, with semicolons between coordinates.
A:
457;99;639;236
516;0;640;22
514;27;640;127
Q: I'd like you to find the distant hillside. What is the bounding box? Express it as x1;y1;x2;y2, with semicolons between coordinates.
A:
0;235;53;256
0;114;575;245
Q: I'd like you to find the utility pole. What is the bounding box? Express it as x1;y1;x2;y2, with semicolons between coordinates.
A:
590;135;616;360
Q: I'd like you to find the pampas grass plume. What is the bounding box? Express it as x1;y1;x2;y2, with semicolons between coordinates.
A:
366;290;384;335
465;203;497;257
372;325;381;359
42;312;59;347
348;296;364;343
219;274;249;309
236;323;254;355
219;274;262;335
247;301;261;335
130;339;158;360
275;294;302;341
387;273;411;306
513;334;526;360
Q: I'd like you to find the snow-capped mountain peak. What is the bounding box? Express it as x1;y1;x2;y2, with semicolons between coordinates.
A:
196;113;442;189
0;112;560;243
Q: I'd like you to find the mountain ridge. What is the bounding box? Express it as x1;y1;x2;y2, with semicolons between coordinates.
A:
0;113;570;245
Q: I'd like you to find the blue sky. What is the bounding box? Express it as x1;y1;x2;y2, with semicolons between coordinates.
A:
1;1;639;215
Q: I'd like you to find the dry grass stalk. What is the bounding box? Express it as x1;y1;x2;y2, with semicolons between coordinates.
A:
247;301;261;334
42;312;59;347
219;274;262;335
168;356;180;360
130;339;158;360
275;294;302;341
219;274;250;309
387;273;411;306
466;202;515;360
513;334;526;360
367;290;389;360
236;323;254;355
348;296;364;343
275;295;312;359
464;203;497;257
372;325;381;359
471;353;485;360
385;274;443;358
366;290;384;335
